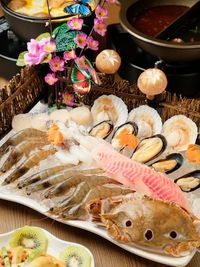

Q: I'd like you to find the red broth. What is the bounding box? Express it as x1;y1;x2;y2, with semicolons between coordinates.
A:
132;5;189;37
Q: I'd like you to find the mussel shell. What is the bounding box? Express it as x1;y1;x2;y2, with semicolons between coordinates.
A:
174;170;200;193
111;122;138;150
131;134;167;164
89;120;113;139
151;153;184;174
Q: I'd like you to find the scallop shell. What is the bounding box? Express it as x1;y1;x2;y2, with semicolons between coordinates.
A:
128;105;162;139
161;115;198;152
91;95;128;127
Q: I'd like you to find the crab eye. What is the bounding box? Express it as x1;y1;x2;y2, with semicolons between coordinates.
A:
144;229;153;241
169;231;178;239
125;220;133;228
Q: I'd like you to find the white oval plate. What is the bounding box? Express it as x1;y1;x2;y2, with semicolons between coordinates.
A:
0;227;95;267
0;103;196;267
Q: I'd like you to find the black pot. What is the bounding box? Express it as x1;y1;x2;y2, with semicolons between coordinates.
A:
120;0;200;62
0;0;96;41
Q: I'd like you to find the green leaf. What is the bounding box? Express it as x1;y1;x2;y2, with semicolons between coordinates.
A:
36;32;51;41
53;23;70;36
16;51;27;67
41;54;52;64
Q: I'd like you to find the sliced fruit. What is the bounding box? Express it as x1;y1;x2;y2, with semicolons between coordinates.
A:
9;226;48;253
59;245;91;267
1;247;11;267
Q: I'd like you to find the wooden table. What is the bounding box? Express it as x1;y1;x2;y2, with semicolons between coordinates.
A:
0;4;200;267
0;200;200;267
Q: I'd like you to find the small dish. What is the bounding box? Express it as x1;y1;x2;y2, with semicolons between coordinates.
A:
0;227;95;267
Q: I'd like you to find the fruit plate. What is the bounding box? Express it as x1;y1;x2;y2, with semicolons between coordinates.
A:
0;227;95;267
0;188;196;267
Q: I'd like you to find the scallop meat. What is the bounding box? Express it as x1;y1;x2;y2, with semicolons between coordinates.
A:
91;95;128;127
162;115;198;152
128;105;162;140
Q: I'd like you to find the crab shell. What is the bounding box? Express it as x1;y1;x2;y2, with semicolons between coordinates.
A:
98;196;200;257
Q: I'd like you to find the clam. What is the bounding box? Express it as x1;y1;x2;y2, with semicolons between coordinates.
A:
111;122;138;150
175;171;200;193
131;134;167;163
151;153;183;174
89;120;113;139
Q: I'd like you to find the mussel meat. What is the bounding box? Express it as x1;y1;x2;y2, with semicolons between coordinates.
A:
131;134;167;163
111;122;138;150
175;171;200;192
151;153;183;174
89;120;113;139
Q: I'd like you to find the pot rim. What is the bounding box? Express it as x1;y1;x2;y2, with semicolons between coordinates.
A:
1;0;96;22
120;0;200;49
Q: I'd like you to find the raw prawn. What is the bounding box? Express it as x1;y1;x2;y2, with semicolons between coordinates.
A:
2;148;56;185
0;140;49;173
0;128;47;158
26;168;103;195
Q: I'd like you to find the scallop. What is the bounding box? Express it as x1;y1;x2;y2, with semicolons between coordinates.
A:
161;115;198;152
151;153;183;174
91;95;128;127
128;105;162;140
111;122;138;150
175;171;200;192
89;120;113;139
131;134;167;163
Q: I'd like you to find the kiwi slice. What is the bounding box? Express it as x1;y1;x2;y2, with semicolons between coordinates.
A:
59;245;91;267
9;226;48;253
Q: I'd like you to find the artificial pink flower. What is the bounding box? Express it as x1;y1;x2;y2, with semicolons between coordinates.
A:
63;49;76;61
67;17;84;30
74;33;87;49
95;5;108;20
93;19;107;36
75;56;88;71
86;36;99;51
106;0;118;3
44;73;58;85
24;38;47;65
43;41;56;53
62;92;75;106
49;56;64;72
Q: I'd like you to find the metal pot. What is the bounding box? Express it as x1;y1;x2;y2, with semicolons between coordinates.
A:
120;0;200;62
0;0;96;41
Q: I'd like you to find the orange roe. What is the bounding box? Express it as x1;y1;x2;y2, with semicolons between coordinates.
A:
116;128;137;149
185;144;200;164
48;123;64;146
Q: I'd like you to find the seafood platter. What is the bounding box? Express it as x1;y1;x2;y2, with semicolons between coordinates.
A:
0;225;95;266
0;94;200;266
